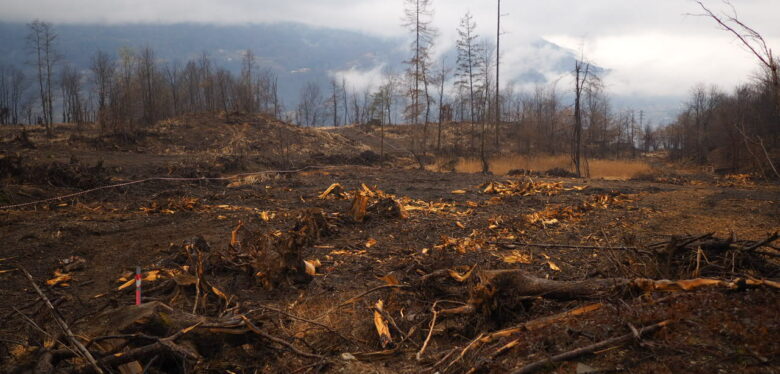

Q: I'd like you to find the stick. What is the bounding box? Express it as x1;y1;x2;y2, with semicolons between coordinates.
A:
490;241;639;251
20;266;104;374
464;338;520;374
417;301;446;361
13;305;83;365
491;241;657;256
510;320;671;374
442;332;484;372
141;355;159;374
742;232;779;252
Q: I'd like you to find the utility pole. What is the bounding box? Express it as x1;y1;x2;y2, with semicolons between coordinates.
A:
637;110;643;157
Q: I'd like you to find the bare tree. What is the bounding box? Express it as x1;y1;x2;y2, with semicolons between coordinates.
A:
479;40;495;174
163;61;181;117
10;67;26;125
255;68;280;116
695;1;779;121
329;78;340;127
214;68;235;116
27;20;58;136
455;12;484;127
138;46;159;126
240;49;256;113
59;64;85;130
375;71;400;161
572;58;591;177
403;0;436;165
350;89;368;126
182;60;201;112
584;74;609;158
90;50;114;134
342;78;349;125
199;52;215;111
695;1;779;178
433;61;451;152
0;65;27;125
0;65;9;124
297;81;322;127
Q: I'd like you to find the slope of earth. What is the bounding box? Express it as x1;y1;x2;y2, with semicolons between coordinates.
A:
0;113;374;187
1;161;778;373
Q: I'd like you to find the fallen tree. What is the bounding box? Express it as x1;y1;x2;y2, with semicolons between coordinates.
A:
438;269;780;316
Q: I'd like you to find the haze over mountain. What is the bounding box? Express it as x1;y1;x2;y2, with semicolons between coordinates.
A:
0;21;624;120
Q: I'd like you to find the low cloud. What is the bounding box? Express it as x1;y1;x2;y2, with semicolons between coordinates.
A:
329;64;388;93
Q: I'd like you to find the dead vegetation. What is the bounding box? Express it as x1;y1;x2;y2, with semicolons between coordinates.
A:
1;117;778;374
2;168;778;373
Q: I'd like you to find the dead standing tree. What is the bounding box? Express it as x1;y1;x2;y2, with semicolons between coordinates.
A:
433;60;451;153
239;49;257;114
403;0;436;168
27;20;58;137
479;42;495;174
297;81;322;127
90;50;115;135
455;11;484;152
572;58;590;177
329;78;341;127
0;64;27;125
59;64;85;131
138;47;159;126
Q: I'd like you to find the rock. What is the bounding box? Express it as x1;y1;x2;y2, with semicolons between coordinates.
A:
576;362;600;373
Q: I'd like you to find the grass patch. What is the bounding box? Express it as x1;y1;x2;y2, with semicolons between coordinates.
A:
433;154;653;179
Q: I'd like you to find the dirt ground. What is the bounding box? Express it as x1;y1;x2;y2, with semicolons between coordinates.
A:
1;117;778;374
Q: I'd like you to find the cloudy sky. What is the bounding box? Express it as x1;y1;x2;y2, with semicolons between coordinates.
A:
2;0;779;118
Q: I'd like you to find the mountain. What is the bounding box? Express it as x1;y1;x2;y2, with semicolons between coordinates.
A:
0;22;407;106
2;21;663;120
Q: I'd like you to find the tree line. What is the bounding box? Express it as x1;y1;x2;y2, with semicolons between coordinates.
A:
657;2;779;177
1;20;283;138
0;12;657;177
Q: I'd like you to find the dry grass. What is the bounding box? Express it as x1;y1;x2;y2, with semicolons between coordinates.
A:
586;159;654;179
433;154;653;179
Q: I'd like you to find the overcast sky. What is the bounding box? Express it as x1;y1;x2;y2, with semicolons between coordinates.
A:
2;0;779;110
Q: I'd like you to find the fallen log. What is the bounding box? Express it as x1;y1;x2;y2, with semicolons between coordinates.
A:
441;269;780;316
490;241;645;252
440;270;629;317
